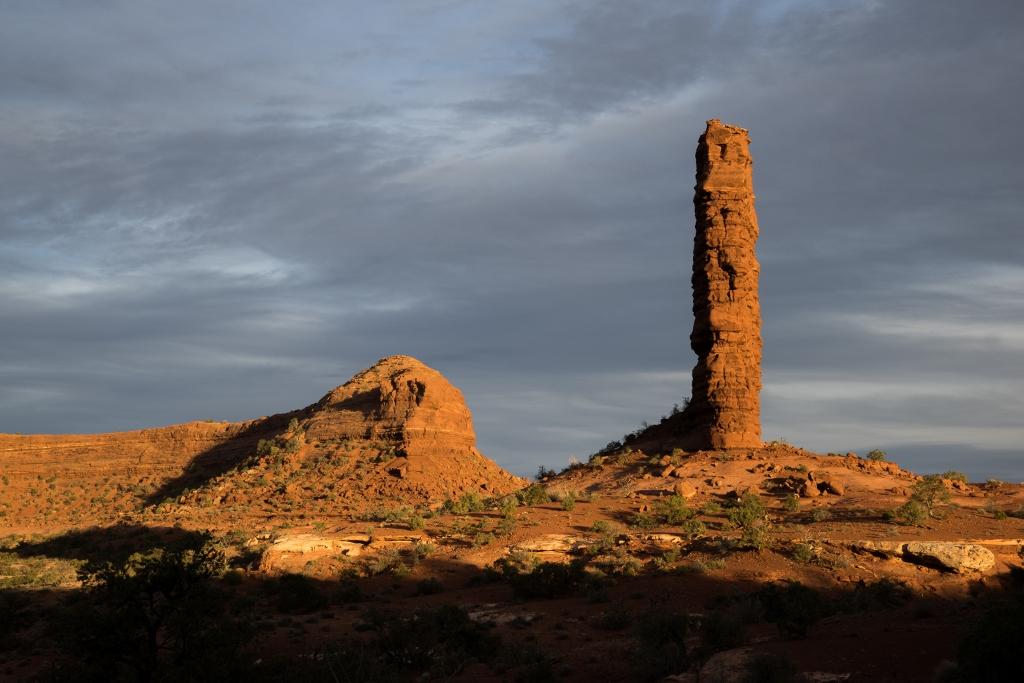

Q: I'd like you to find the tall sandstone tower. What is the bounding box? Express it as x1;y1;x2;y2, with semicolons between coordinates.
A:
683;119;762;449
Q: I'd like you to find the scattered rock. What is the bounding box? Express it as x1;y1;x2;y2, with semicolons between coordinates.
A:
673;481;698;498
660;465;677;478
818;478;845;496
800;480;820;498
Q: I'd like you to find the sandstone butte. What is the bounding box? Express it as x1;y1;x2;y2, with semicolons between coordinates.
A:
638;118;763;452
0;355;524;529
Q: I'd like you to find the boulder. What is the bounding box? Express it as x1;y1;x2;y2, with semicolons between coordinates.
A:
818;478;845;496
673;481;699;498
661;465;677;478
902;542;995;573
799;480;820;498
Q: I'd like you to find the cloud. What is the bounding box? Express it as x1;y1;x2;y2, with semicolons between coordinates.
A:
0;0;1021;481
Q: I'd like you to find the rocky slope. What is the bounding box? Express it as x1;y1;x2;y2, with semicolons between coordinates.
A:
0;355;523;529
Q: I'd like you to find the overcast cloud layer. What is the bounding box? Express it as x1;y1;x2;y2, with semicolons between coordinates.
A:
2;0;1022;480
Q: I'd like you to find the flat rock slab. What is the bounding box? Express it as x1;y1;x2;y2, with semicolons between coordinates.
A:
902;542;996;573
848;540;996;573
511;534;587;562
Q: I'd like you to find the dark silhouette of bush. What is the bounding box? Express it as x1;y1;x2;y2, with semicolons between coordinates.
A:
635;608;689;679
271;572;328;613
50;533;254;681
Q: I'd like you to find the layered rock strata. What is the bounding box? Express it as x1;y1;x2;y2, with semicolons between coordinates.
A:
681;119;762;449
0;355;523;526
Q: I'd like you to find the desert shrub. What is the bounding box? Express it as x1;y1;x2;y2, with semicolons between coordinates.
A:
702;501;723;515
842;578;913;611
728;493;766;529
363;548;409;577
791;543;815;564
0;550;81;588
632;495;698;529
865;449;886;461
782;493;800;512
274;573;327;613
334;579;366;604
499;496;519;516
472;531;496;548
536;465;556;480
940;470;968;483
679;518;707;540
887;475;951;525
700;607;749;653
885;499;927;525
360;506;425;530
442;491;486;515
55;535;254;681
654;495;696;525
809;508;832;523
516;483;551;507
940;591;1024;682
256;438;278;457
754;581;831;639
729;493;771;550
913;475;952;508
634;608;689;678
596;547;643;577
357;604;501;679
491;558;595;600
409;541;435;562
496;513;517;537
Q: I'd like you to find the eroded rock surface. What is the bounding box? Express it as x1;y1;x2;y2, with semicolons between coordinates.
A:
680;119;763;449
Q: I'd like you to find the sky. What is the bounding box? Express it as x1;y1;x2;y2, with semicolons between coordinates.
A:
1;0;1022;481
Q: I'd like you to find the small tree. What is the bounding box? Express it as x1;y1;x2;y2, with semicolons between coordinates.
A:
65;534;252;680
866;449;886;462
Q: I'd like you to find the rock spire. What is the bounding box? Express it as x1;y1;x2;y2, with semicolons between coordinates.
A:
682;119;762;449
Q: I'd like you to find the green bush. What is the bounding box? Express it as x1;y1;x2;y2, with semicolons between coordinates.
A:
887;475;951;525
866;449;886;461
791;543;815;564
729;493;771;550
442;491;486;515
489;558;595;600
782;493;800;512
516;484;551;507
655;495;696;525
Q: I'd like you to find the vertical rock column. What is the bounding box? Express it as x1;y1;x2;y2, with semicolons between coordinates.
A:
685;119;762;449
